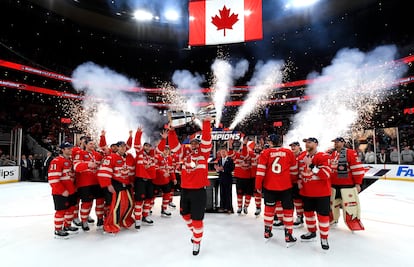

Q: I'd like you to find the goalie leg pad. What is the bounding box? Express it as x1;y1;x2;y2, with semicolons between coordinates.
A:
340;187;364;231
330;188;341;224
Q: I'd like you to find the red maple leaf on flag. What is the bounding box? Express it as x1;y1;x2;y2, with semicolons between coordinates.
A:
211;5;239;36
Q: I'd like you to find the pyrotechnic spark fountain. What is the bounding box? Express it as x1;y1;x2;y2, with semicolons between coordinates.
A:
285;45;408;150
211;59;248;128
171;69;205;128
229;60;285;130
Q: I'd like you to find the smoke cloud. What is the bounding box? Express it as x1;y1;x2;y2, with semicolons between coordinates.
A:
285;45;408;150
71;62;163;146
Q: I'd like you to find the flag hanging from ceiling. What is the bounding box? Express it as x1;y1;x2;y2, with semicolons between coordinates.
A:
189;0;262;46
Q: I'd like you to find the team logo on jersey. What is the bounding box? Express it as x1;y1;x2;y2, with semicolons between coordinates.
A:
103;159;110;165
64;162;70;166
117;160;123;164
84;155;90;159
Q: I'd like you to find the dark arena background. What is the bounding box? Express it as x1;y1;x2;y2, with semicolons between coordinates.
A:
1;0;413;266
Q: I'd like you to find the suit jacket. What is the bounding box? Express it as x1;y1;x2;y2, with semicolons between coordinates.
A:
217;157;235;184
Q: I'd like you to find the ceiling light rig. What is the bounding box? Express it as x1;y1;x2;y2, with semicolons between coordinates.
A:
133;9;154;21
285;0;320;9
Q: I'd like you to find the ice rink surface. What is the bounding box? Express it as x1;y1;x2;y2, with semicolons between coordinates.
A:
1;179;413;267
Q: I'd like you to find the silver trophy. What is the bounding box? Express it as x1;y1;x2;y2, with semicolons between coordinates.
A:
168;105;216;128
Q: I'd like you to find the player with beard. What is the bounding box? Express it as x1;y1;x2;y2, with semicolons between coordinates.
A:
133;127;168;229
152;146;176;217
289;141;304;228
168;117;212;256
73;138;104;231
329;137;365;231
250;142;263;216
297;138;332;250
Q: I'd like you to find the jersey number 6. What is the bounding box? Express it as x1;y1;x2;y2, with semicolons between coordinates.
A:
271;157;282;174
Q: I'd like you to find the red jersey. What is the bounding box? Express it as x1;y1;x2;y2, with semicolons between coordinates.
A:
228;145;252;179
297;151;331;197
134;131;166;179
255;147;298;191
73;149;103;187
153;154;175;185
48;155;76;195
169;120;212;189
329;148;365;186
250;152;260;178
97;152;135;187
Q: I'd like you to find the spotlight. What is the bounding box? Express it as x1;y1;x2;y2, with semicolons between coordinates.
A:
164;9;180;21
285;0;319;9
133;9;153;21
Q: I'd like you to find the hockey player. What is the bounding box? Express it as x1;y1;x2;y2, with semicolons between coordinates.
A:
73;138;104;231
133;127;168;229
97;141;135;234
329;137;365;231
250;142;263;216
228;137;253;215
168;117;212;256
255;134;298;246
153;146;176;217
289;141;304;228
48;142;78;238
71;135;93;226
168;150;181;208
298;137;332;250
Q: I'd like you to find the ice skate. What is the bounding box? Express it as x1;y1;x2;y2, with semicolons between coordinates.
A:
63;226;79;234
73;218;81;227
96;218;104;230
54;230;69;239
142;217;154;225
237;207;242;215
81;221;90;231
321;238;329;250
192;243;200;256
264;226;273;239
254;208;261;217
273;219;284;229
161;209;172;217
284;229;297;248
293;215;304;228
300;232;317;242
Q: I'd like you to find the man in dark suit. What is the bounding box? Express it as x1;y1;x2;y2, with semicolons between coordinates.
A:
215;147;235;213
21;154;29;181
42;152;54;181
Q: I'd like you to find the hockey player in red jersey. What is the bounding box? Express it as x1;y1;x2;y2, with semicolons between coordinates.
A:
228;137;253;215
71;135;90;226
133;127;168;229
250;141;263;216
289;141;305;228
255;134;298;246
48;142;78;238
168;118;212;256
97;141;135;234
298;137;332;250
329;137;365;231
73;138;104;231
152;146;176;217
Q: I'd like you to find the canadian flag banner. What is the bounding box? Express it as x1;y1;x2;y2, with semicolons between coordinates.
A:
189;0;262;46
